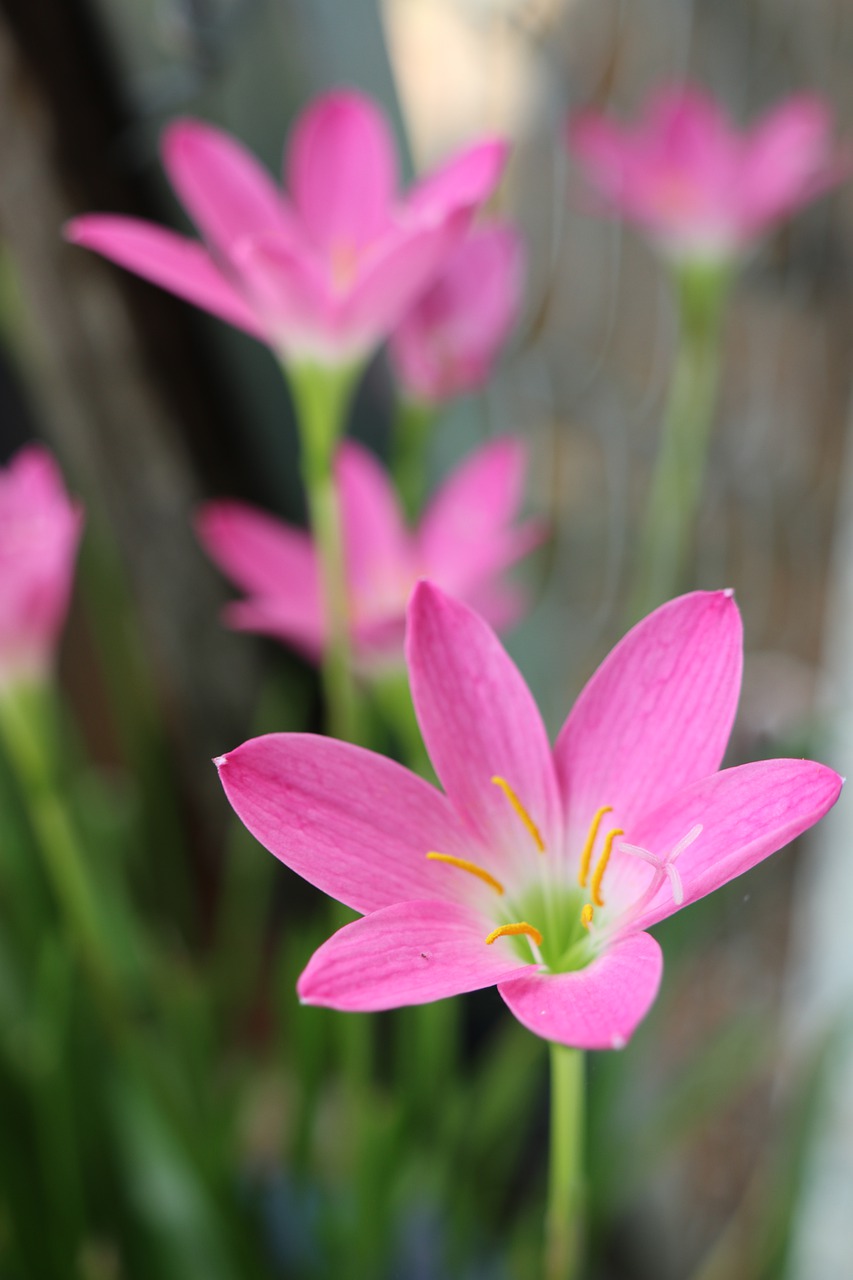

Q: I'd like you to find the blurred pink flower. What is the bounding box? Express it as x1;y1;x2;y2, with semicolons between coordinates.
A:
389;222;525;404
216;586;841;1049
568;85;844;262
0;447;83;690
197;436;543;672
66;90;508;367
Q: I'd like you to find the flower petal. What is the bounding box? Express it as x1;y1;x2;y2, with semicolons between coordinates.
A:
418;437;543;591
406;582;561;861
621;758;843;930
162;118;300;256
215;733;477;913
297;900;532;1011
65;216;267;339
498;931;663;1049
228;233;337;360
195;500;322;653
405;138;509;222
336;442;412;619
739;96;841;232
286;90;397;254
196;500;317;598
389;222;525;403
338;209;473;354
555;591;742;836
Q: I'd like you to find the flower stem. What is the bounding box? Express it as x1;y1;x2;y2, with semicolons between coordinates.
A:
628;262;730;622
392;396;435;522
0;681;121;1017
288;361;361;741
545;1043;585;1280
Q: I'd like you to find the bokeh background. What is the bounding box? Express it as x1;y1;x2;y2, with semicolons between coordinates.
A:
1;0;853;1276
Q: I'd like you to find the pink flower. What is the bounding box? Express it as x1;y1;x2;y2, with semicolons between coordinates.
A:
216;585;841;1050
66;91;508;367
389;222;525;404
197;436;543;672
0;447;83;690
568;85;844;263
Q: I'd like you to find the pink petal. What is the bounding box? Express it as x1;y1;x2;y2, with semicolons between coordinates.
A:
498;931;663;1049
406;582;562;863
162;118;301;256
405;138;509;222
338;208;473;354
297;899;532;1011
196;500;317;597
555;591;742;836
228;233;338;360
215;733;477;914
195;500;322;653
621;758;843;931
389;222;525;403
335;442;413;622
286;90;397;254
0;447;83;684
738;95;840;231
65;216;267;339
418;437;541;590
222;597;323;660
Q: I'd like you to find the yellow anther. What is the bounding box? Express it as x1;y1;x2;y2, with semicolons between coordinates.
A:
578;805;614;887
491;776;546;852
590;828;624;907
426;852;505;895
580;903;594;930
485;921;544;947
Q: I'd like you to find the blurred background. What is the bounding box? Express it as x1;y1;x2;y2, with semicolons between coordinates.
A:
1;0;853;1276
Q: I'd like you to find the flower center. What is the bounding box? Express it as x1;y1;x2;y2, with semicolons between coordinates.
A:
425;780;630;972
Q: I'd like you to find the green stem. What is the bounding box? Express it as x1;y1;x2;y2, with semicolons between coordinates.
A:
628;262;731;623
545;1044;585;1280
0;682;121;1018
392;397;436;522
288;361;362;741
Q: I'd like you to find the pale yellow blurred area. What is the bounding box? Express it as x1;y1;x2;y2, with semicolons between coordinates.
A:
380;0;571;164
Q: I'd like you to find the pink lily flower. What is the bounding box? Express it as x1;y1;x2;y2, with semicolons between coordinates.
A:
216;585;841;1050
0;446;83;691
568;85;844;263
65;91;508;367
197;436;543;671
389;222;525;404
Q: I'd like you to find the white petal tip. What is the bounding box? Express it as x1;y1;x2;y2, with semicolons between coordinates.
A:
611;1034;627;1050
213;754;227;768
840;775;847;786
722;587;735;598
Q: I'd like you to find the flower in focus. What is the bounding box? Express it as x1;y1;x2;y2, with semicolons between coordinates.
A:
197;436;543;672
216;585;841;1050
389;222;525;404
0;446;83;691
66;90;508;368
568;85;844;264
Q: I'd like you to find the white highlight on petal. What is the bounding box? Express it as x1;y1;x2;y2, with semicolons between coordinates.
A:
213;754;228;767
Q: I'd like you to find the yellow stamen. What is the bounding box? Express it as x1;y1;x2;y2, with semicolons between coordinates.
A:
580;903;594;930
590;828;624;907
426;852;504;895
485;921;543;947
491;776;545;852
578;806;613;886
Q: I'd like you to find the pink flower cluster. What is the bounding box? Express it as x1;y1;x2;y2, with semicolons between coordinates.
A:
569;85;844;263
217;586;841;1049
198;436;543;672
0;447;82;690
67;90;509;370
